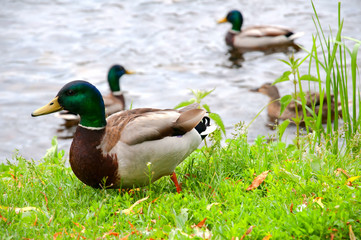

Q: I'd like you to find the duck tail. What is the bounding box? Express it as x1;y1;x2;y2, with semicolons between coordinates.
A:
195;116;217;139
288;31;304;40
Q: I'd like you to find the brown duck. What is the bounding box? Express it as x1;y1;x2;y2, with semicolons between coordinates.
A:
251;83;342;124
32;80;214;192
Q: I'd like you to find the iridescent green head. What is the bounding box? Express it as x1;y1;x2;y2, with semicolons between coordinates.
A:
107;64;134;93
218;10;243;32
32;80;107;128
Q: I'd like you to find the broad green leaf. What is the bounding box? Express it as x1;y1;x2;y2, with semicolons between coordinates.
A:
280;94;292;115
299;74;320;82
278;119;290;141
208;112;226;136
202;104;211;112
278;59;292;67
174;99;196;109
274;71;292;84
191;89;215;102
199;88;215;99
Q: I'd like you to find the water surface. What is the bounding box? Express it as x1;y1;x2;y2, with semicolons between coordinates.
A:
0;0;360;162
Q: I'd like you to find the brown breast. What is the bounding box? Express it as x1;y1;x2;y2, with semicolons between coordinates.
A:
70;126;119;188
226;31;236;46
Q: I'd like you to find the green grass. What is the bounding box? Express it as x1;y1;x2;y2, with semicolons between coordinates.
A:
1;131;360;239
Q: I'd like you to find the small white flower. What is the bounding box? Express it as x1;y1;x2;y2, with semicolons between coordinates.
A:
147;162;152;166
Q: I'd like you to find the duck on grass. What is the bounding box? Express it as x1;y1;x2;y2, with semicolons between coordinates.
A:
32;80;214;192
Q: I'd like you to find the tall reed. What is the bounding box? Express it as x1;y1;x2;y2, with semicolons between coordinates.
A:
274;2;360;153
310;1;360;153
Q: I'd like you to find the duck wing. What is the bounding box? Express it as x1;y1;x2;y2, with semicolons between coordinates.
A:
102;107;205;152
241;25;293;37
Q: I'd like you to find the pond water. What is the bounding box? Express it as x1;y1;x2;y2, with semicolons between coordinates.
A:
1;0;360;162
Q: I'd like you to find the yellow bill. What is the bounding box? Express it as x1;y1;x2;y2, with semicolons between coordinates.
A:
125;70;135;74
217;17;227;24
31;96;63;117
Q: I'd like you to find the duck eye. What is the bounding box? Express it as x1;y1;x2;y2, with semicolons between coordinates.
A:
66;90;76;96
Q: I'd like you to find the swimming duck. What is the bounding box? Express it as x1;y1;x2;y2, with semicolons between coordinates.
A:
55;64;133;125
32;80;213;192
251;83;342;124
217;10;303;50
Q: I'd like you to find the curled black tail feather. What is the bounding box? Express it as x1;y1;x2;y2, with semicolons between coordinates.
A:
285;31;294;38
195;116;211;139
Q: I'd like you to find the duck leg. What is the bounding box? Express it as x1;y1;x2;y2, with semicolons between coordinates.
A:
170;172;182;193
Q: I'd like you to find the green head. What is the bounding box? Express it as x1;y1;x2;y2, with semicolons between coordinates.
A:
32;80;107;128
107;64;134;93
218;10;243;32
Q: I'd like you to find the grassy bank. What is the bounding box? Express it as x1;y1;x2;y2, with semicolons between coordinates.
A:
2;2;361;239
1;131;360;239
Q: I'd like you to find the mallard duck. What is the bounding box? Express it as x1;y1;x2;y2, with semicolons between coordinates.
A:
217;10;303;50
32;80;213;192
55;64;133;125
251;83;342;124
